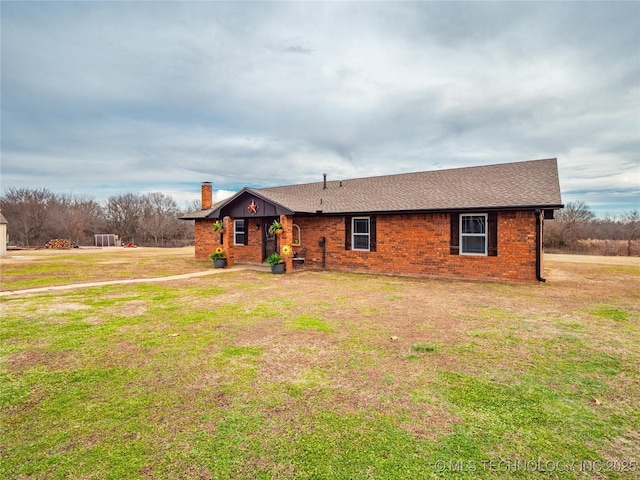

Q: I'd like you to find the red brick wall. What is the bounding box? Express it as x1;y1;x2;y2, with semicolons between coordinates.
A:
194;211;541;282
195;219;217;260
194;217;263;265
233;217;263;264
292;211;539;282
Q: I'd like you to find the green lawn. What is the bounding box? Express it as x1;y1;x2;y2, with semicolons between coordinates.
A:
1;253;639;479
0;247;205;291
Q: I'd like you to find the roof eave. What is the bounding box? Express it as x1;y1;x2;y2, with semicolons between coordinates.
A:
179;208;216;220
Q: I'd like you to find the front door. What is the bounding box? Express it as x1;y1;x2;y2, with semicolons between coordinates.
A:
263;220;277;261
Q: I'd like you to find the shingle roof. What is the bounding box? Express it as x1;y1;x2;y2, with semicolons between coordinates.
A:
182;158;562;219
254;158;562;214
180;199;228;220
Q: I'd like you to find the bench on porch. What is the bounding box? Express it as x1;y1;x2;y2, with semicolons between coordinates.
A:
292;247;307;268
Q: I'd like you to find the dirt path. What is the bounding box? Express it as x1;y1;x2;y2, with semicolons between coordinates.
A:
0;265;267;298
3;253;636;298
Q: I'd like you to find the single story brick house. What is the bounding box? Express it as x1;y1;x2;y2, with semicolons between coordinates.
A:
181;158;563;282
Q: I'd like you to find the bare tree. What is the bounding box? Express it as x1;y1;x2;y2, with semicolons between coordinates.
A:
2;187;194;247
55;194;104;245
546;201;595;249
0;187;56;246
622;210;640;256
141;192;180;246
183;199;201;213
104;193;143;244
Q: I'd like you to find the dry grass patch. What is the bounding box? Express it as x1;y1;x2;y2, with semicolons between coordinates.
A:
0;247;206;291
1;254;639;479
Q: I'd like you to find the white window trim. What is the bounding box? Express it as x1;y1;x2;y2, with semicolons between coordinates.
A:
234;219;245;246
292;224;301;246
352;216;370;251
460;213;487;256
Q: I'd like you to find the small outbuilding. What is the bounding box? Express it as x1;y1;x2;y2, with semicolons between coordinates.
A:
94;234;120;247
181;158;563;282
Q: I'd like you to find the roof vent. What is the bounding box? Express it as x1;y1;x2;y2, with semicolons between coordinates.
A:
323;173;327;190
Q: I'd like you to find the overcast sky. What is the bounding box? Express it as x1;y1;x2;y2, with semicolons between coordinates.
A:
1;1;638;215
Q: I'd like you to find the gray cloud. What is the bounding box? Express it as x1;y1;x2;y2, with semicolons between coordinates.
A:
1;1;638;214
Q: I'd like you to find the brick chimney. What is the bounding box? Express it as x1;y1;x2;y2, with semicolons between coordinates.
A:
201;182;213;210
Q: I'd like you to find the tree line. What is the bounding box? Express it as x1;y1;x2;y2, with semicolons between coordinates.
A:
544;201;639;256
0;188;199;247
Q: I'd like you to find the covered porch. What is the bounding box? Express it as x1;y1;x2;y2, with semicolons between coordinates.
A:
192;187;308;273
217;213;297;273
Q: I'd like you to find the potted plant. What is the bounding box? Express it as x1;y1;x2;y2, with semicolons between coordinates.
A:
265;252;284;274
210;247;226;268
268;219;283;235
212;220;224;233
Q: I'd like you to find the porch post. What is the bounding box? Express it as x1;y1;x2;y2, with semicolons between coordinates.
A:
223;216;234;267
280;214;293;273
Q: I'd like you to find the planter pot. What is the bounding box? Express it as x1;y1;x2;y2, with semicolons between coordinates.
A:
275;229;283;235
213;258;226;268
271;263;285;274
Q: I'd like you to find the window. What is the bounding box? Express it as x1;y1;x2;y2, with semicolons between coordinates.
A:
352;217;370;251
292;224;301;246
460;214;487;255
234;219;245;245
345;215;377;251
450;212;497;256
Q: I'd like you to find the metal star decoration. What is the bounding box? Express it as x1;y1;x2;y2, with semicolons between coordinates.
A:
248;199;258;214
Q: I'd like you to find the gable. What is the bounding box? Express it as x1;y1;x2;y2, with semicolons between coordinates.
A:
211;189;293;219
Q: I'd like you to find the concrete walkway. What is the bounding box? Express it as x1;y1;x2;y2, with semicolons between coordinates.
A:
0;264;270;298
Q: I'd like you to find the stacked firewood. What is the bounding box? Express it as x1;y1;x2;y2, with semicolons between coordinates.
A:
45;239;72;249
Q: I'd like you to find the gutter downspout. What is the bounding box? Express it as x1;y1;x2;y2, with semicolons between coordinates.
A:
535;209;546;283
